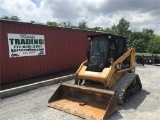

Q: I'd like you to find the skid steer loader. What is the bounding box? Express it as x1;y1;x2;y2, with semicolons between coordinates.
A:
48;34;142;120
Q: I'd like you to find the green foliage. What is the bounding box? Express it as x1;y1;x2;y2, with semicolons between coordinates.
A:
30;21;36;24
104;27;113;33
91;27;103;31
1;15;10;20
46;21;72;28
30;21;44;25
10;16;20;21
103;18;159;54
111;18;131;37
128;28;158;53
148;35;160;54
1;15;20;21
1;15;159;53
143;28;154;35
59;21;71;28
78;20;88;29
136;53;160;56
70;26;78;29
132;39;147;52
46;21;59;27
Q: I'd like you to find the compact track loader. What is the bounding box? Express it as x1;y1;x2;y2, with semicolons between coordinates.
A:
48;34;142;120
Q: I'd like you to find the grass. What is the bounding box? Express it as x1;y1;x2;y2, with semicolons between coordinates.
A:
136;53;160;56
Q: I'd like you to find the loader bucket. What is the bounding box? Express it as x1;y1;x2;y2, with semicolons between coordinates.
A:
48;83;118;120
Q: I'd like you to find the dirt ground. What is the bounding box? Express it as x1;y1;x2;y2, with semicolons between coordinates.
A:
0;65;160;120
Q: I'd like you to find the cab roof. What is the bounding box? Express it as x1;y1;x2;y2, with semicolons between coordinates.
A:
88;33;126;39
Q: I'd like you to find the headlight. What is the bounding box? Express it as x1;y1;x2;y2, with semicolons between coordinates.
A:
131;67;135;73
115;63;120;69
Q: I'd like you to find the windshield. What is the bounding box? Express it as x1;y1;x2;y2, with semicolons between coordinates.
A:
88;36;108;71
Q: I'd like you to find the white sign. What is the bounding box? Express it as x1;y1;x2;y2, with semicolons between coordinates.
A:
8;33;46;58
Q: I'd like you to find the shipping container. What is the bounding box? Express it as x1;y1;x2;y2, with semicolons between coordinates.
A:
0;20;103;84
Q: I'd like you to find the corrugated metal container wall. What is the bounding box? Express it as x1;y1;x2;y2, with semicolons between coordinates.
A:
0;20;102;84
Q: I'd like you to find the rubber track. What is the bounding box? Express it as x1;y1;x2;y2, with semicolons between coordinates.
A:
111;73;140;105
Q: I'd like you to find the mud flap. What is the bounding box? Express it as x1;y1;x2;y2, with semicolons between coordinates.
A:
48;83;118;120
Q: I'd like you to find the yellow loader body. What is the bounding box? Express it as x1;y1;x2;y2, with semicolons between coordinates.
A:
48;34;142;120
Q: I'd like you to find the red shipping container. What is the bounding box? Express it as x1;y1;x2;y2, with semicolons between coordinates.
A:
0;20;102;84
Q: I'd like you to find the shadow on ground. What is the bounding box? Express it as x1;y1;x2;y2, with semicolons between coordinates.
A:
107;111;123;120
107;89;150;120
120;89;150;110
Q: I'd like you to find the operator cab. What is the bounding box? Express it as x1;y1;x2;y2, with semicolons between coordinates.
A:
87;34;127;72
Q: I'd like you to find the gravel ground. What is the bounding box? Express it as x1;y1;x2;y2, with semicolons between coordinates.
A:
0;65;160;120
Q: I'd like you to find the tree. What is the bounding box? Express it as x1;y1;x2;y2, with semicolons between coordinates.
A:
92;27;103;31
142;28;154;43
78;20;88;29
129;28;155;53
132;39;147;52
10;16;20;21
71;25;78;29
143;28;154;35
111;18;131;37
59;21;71;28
46;21;59;27
148;35;160;54
30;21;36;24
1;15;20;21
104;27;113;33
1;15;10;20
129;31;143;45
